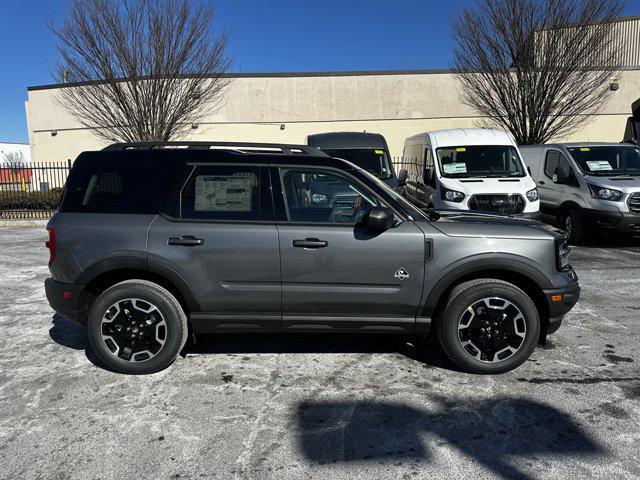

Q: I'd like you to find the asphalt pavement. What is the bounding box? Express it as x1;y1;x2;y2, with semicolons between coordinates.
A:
0;227;638;480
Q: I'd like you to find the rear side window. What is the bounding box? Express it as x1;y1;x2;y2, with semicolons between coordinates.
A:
179;165;270;221
61;153;186;214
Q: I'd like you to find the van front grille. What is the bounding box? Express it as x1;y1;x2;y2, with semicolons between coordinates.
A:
468;194;525;215
629;192;640;213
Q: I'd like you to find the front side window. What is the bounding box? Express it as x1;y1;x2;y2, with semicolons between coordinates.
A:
436;145;525;178
279;168;377;223
567;146;640;176
321;148;393;179
180;165;264;221
545;151;561;179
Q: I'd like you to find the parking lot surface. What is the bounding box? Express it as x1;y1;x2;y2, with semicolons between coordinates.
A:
0;227;639;480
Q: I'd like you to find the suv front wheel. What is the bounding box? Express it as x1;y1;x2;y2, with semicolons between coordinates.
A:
87;280;188;374
437;279;540;374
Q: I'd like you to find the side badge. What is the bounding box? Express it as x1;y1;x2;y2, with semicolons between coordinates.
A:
394;268;410;280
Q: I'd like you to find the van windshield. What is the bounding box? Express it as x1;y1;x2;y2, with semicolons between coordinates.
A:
322;148;393;179
567;146;640;176
436;145;525;178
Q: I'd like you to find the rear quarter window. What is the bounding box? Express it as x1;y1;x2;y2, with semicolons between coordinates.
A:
60;152;186;214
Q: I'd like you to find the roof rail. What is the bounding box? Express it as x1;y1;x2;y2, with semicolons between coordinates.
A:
102;141;328;157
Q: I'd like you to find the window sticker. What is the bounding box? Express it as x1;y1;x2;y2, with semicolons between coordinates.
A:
456;147;467;152
194;174;254;211
374;149;384;154
586;160;613;172
443;163;468;174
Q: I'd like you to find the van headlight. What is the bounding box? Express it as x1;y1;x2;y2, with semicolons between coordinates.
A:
556;237;571;271
526;188;539;202
441;187;465;203
587;184;623;201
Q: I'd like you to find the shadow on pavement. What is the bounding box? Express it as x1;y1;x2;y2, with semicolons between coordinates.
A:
295;397;606;480
187;332;458;371
48;314;112;370
49;313;87;350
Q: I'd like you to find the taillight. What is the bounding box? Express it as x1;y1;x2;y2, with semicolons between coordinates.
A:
45;227;56;266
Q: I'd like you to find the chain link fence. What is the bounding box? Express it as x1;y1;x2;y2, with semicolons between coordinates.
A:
0;161;71;219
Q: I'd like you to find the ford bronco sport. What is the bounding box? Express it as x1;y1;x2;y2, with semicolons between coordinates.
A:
45;142;580;375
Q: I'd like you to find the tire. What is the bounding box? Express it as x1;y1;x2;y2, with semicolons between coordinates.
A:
87;280;188;374
559;208;584;244
436;279;540;374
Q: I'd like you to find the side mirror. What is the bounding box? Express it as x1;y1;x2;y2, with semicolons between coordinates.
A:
527;166;532;175
553;165;570;184
397;169;408;187
365;206;395;231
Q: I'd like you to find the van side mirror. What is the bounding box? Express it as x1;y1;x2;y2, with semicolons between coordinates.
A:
527;166;532;175
553;165;570;184
365;206;395;231
397;169;408;187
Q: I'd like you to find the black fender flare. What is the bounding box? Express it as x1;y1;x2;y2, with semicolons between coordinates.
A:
75;255;200;312
422;254;553;318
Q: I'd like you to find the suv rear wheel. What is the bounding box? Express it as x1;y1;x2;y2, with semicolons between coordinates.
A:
87;280;188;374
437;279;540;374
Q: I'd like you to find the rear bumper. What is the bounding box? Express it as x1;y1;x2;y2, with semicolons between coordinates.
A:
45;278;84;326
584;208;640;233
543;281;580;334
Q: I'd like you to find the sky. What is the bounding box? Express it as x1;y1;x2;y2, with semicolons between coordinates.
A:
0;0;638;144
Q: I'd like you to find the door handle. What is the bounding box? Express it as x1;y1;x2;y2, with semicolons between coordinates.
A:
168;236;204;247
292;238;328;249
538;180;545;185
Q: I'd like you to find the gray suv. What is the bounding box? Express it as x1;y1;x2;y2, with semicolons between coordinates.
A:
45;142;580;375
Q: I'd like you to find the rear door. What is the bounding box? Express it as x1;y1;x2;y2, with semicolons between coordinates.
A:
272;165;426;333
147;163;281;332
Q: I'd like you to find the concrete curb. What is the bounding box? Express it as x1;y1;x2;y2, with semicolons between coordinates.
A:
0;219;49;228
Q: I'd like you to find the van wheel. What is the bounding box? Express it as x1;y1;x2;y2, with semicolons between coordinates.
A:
87;280;188;374
436;279;540;374
560;208;584;244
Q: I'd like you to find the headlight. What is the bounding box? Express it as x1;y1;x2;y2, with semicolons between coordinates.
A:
441;187;465;203
526;188;539;202
587;184;623;201
556;237;571;271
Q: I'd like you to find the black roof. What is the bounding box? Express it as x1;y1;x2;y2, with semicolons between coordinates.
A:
103;141;327;157
307;132;389;150
79;146;357;170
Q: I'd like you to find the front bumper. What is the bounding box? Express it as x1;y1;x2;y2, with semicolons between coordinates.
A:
45;278;84;325
519;211;542;221
543;280;580;334
584;208;640;233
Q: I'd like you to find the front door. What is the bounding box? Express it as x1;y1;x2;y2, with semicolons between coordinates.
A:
272;166;426;333
147;164;281;332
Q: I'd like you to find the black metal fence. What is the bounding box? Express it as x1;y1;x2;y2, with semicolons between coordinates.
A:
0;161;71;219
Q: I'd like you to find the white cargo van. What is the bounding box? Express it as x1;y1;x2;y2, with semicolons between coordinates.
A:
520;142;640;243
399;129;540;218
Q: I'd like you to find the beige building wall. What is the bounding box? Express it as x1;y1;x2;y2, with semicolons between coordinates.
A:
25;68;640;164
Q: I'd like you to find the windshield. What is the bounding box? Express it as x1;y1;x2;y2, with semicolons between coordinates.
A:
356;168;430;221
436;145;525;178
567;146;640;176
323;148;393;179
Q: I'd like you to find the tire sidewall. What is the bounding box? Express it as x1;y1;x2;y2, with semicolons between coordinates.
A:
440;282;540;374
87;281;186;374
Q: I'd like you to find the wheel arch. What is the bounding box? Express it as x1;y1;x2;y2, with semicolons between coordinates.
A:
424;259;552;339
76;257;199;326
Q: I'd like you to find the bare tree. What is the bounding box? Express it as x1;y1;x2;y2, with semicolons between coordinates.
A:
2;151;27;166
452;0;624;145
51;0;231;143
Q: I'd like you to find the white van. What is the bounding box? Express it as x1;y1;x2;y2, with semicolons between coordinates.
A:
399;128;540;218
520;142;640;243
